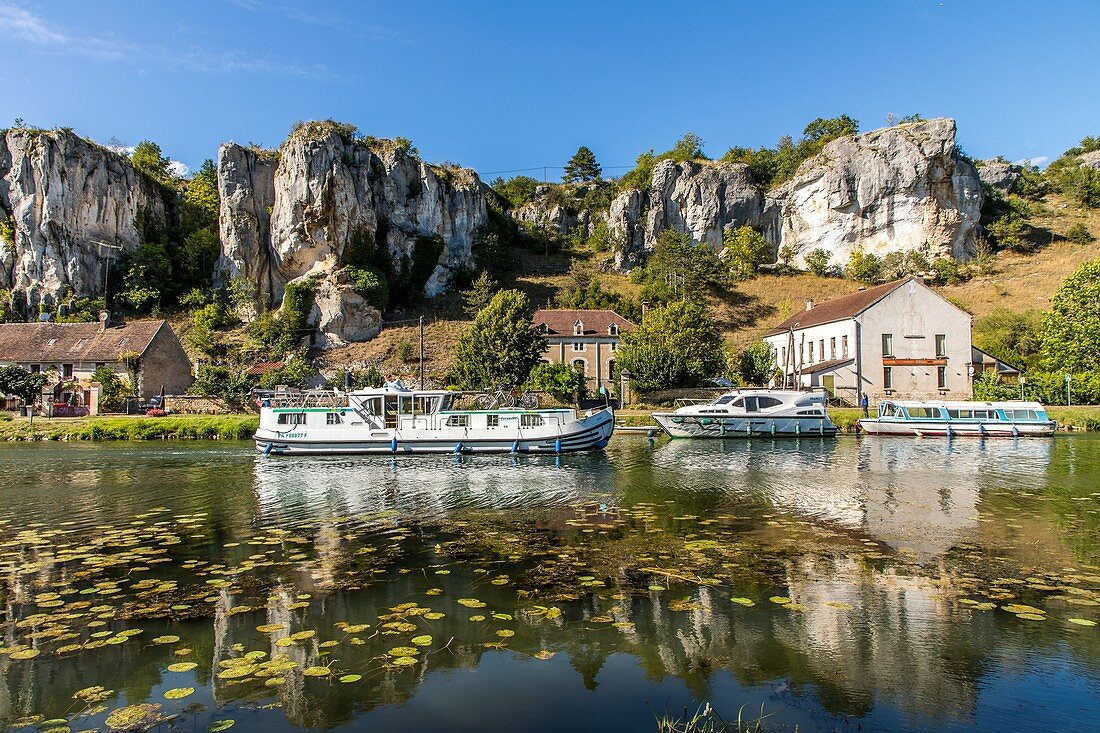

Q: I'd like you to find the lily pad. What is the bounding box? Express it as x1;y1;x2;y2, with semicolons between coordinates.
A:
163;687;195;700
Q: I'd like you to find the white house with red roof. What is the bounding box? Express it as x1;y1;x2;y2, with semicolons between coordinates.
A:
532;309;635;392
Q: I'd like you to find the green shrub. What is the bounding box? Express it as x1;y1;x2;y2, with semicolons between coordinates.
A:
723;226;770;280
525;362;588;401
973;369;1012;401
931;256;966;285
346;265;389;310
490;175;540;208
258;356;316;390
845;248;882;283
615;300;725;392
396;340;416;364
91;366;129;412
737;342;776;386
803;248;834;277
1065;223;1095;244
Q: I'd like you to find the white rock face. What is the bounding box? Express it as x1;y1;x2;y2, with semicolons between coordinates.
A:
608;159;765;269
977;157;1021;194
0;128;167;311
1078;150;1100;170
766;119;983;265
305;270;382;350
217;125;488;347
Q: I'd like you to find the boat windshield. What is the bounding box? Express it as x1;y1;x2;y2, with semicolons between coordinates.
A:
713;395;735;405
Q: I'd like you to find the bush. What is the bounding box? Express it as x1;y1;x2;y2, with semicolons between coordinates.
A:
525;362;588;402
91;366;129;412
931;256;966;285
1065;223;1096;244
973;370;1012;401
737;342;776;386
615;300;725;392
490;175;540;208
845;249;882;283
258;356;316;390
346;265;389;310
723;226;770;280
803;248;834;277
396;340;416;364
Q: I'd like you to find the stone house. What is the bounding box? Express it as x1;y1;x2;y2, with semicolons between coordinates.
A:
763;277;974;401
532;309;635;392
0;319;194;411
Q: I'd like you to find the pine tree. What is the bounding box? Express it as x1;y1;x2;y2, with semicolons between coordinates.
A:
563;146;602;183
461;271;498;317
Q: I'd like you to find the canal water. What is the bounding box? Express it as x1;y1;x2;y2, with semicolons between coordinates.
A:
1;435;1098;732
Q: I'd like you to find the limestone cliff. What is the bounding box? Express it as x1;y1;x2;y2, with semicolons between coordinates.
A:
0;128;167;311
216;122;488;347
767;118;983;266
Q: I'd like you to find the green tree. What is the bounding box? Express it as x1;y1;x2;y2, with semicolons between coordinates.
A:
845;248;883;283
801;115;859;146
737;342;776;386
668;133;706;161
803;248;834;277
723;226;770;280
131;140;171;182
90;366;128;412
1040;259;1100;372
447;290;547;389
0;365;47;403
973;369;1011;401
461;271;498;317
121;242;173;311
614;300;725;392
525;362;588;402
563;146;602;183
491;175;540;208
973;308;1043;371
642;230;726;303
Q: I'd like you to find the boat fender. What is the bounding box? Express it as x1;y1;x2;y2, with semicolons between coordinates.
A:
1012;426;1019;437
554;438;562;454
795;422;800;435
454;442;464;454
595;438;609;449
770;423;776;435
511;440;520;454
262;442;273;457
390;436;398;453
946;425;953;438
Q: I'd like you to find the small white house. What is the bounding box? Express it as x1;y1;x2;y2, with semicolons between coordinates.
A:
763;277;974;402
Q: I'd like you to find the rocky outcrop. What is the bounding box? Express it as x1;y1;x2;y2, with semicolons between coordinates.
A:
0;128;167;311
308;270;382;350
977;157;1021;194
609;159;766;269
1079;150;1100;171
767;119;983;265
216;122;488;347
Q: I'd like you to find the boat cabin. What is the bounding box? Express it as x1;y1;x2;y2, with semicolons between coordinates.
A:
877;400;1049;423
695;390;829;416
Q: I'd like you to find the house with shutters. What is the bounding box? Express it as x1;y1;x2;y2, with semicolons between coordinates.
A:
762;277;974;402
0;319;193;412
532;309;635;393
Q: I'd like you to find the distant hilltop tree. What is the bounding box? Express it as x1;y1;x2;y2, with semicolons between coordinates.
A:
563;146;602;183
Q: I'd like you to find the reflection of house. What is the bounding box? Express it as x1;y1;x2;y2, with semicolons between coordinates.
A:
532;309;634;391
971;346;1022;383
763;277;973;401
0;319;193;406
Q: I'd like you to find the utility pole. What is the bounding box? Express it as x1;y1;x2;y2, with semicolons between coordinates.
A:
419;316;425;388
92;240;122;307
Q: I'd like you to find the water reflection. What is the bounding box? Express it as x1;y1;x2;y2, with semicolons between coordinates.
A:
0;438;1097;733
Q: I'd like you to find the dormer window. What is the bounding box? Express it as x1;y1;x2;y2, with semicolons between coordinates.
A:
608;323;619;336
573;320;584;336
46;338;58;346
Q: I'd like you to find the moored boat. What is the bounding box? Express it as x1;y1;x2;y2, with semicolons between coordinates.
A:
653;389;838;438
857;399;1055;437
254;387;615;455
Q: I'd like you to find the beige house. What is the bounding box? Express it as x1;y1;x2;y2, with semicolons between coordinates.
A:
0;319;194;412
532;309;635;392
763;277;974;402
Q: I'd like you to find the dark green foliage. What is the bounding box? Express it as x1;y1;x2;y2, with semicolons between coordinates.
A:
803;248;835;277
563;146;602;183
258;355;316;390
189;364;253;404
53;296;106;323
559;277;640;323
1065;223;1096;244
90;366;129;412
447;290;547;389
120;242;173;311
930;256;967;285
982;189;1035;251
973;308;1043;372
346;265;389;310
635;230;726;305
525;362;588;401
333;366;384;390
491;176;540;208
474;209;528;273
880;250;931;281
0;364;47;403
973;369;1012;401
618;150;656;191
737;342;776;386
247;280;316;356
394;136;417;156
721;115;859;190
1045;134;1100;208
1040;259;1100;373
409;235;444;291
396;340;416;364
723;226;770;280
462;271;498;317
845;249;882;284
618;134;707;191
615;300;726;392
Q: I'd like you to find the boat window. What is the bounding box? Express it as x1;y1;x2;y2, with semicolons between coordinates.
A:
906;407;939;419
1004;409;1038;421
881;403;896;418
360;397;382;416
948;409;973;419
439;394;454;411
447;415;470;428
276;412;307;425
713;396;734;405
413;396;440;414
398;396;415;415
744;397;759;413
729;398;743;408
797;409;821;415
521;414;544;428
699;409;728;414
326;412;343;425
756;396;783;409
487;414;499;428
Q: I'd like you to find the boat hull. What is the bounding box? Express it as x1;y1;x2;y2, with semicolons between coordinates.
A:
653;413;838;438
255;407;615;455
857;419;1056;437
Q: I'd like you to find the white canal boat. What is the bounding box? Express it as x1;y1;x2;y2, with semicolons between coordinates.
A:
653;389;838;438
857;400;1056;437
254;387;615;455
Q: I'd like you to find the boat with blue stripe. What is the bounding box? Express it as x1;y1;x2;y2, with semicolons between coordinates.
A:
857;400;1055;437
255;387;615;455
653;389;838;438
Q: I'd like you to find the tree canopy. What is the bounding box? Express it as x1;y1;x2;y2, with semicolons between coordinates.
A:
131;140;172;182
0;364;47;403
563;146;602;183
448;289;547;389
614;300;725;392
1040;259;1100;372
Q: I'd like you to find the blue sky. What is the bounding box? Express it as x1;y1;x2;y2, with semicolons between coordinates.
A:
1;0;1097;178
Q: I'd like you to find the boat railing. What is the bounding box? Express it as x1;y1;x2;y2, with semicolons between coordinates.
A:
265;390;350;409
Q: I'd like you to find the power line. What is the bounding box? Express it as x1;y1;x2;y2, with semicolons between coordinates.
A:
480;164;635;176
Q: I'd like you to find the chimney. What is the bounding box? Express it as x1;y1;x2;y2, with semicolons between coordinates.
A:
805;299;814;311
98;310;110;331
641;300;650;322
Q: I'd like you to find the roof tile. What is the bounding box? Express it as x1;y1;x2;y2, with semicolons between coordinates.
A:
0;320;165;363
532;309;635;337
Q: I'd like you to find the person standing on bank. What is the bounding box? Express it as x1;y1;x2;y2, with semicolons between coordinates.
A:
860;392;870;418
